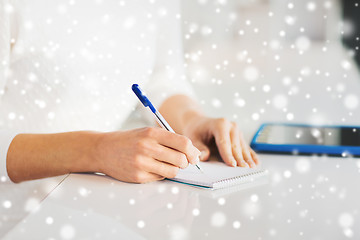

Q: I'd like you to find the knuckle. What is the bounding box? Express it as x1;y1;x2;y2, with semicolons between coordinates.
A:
216;117;228;126
153;145;163;156
239;131;244;138
167;167;179;179
142;127;156;137
178;154;188;169
135;139;146;148
132;172;143;183
157;176;165;181
219;139;228;146
231;121;238;129
133;155;143;168
135;140;149;154
182;137;193;151
215;118;232;131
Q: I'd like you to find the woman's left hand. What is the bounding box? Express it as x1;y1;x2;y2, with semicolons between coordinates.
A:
182;115;259;168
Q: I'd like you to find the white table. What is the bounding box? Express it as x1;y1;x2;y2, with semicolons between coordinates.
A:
0;175;67;238
3;154;360;239
3;42;360;239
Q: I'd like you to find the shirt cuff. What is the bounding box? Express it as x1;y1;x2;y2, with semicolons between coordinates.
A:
139;76;197;125
0;130;18;182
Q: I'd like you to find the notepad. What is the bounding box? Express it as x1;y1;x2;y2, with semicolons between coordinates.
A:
169;161;267;190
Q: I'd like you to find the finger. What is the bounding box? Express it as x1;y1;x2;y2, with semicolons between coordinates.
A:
193;140;210;161
229;124;248;167
143;158;180;179
239;134;256;168
133;172;165;184
250;148;260;165
151;128;201;165
150;144;189;169
213;119;237;167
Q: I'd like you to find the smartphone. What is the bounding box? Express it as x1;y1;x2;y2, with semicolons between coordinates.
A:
250;123;360;157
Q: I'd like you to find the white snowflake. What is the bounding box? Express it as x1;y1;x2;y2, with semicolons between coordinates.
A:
285;15;296;25
344;94;358;110
3;200;12;209
171;186;179;194
211;211;226;227
341;60;352;70
263;85;271;92
192;208;200;216
129;198;135;205
8;112;16;120
243;66;259;82
217;197;226;205
211;98;222;108
250;194;259;203
24;197;40;212
286;113;294;121
45;217;54;225
60;225;75;239
251;113;260;121
137;220;145;228
0;176;6;182
233;221;241;229
169;225;188;240
234;98;246;108
295;158;311;173
283;170;292;178
307;2;317;11
78;187;90;197
123;17;136;30
338;213;354;229
343;228;354;238
272;95;288;109
295;36;311;51
201;26;212;36
48;112;55;119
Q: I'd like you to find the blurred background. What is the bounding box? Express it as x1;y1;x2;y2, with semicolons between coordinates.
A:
1;2;359;239
180;0;360;139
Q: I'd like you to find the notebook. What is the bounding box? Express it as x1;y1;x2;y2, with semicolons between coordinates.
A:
169;161;267;190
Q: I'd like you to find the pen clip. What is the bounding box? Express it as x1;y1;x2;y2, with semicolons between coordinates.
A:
132;84;156;113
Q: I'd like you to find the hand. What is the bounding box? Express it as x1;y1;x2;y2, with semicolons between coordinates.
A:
182;115;259;168
93;127;201;183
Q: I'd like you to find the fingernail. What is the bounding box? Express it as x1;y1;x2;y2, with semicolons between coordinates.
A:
194;157;200;165
200;151;206;160
232;160;237;167
195;147;201;154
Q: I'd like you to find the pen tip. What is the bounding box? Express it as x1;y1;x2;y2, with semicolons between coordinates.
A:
196;164;204;173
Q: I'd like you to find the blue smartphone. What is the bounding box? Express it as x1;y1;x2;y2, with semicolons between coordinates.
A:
250;123;360;157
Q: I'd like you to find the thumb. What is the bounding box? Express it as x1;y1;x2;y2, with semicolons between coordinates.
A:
193;141;210;161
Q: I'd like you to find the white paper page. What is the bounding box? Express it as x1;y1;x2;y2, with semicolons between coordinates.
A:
170;161;265;188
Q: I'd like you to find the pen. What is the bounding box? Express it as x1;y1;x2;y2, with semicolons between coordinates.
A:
132;84;204;173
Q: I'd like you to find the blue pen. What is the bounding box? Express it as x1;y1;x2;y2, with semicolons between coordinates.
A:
132;84;203;173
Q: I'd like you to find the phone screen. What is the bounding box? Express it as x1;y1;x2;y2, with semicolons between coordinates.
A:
256;125;360;146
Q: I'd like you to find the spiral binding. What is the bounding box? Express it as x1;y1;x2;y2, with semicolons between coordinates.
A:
213;170;267;189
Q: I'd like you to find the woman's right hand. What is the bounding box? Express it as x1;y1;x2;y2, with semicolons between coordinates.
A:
93;127;201;183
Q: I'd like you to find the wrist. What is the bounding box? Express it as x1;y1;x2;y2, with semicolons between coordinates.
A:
181;109;207;134
71;131;104;174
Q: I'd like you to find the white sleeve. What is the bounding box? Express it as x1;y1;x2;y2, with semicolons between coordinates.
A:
140;0;196;124
0;131;17;181
0;1;18;181
0;0;11;91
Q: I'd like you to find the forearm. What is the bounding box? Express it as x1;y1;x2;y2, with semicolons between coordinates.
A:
159;95;204;134
6;131;100;183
